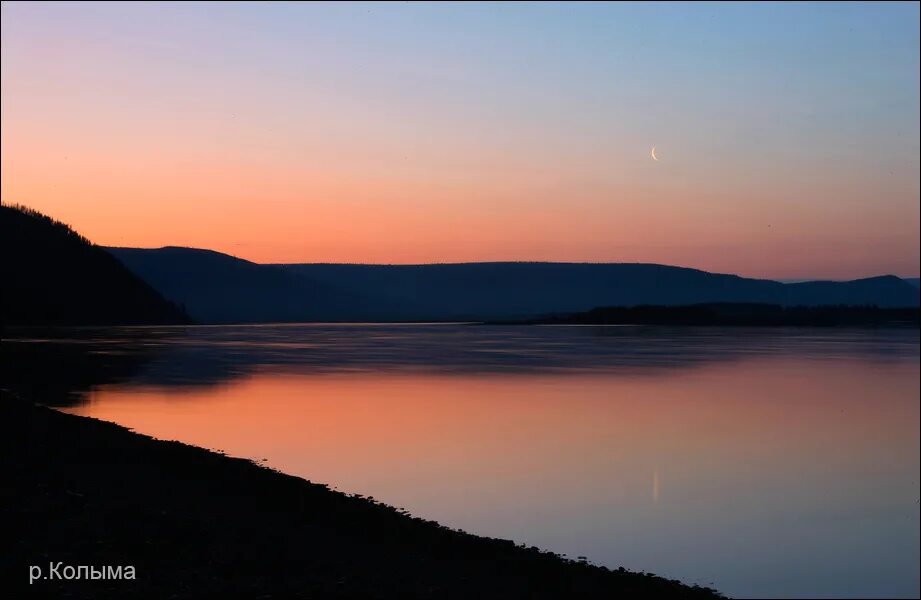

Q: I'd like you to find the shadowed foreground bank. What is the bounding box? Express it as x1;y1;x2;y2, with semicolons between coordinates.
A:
0;393;722;599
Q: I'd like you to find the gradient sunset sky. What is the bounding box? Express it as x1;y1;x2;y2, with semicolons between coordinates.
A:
2;1;919;279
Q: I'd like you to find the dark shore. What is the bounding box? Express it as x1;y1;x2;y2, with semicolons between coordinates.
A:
496;304;921;327
1;392;722;599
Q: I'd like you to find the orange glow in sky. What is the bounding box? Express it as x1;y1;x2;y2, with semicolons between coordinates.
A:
2;3;918;278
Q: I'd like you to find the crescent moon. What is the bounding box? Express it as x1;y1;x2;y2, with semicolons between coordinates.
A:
650;146;658;161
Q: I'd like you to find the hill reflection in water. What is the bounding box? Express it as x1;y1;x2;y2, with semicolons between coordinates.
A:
3;324;918;405
3;324;918;598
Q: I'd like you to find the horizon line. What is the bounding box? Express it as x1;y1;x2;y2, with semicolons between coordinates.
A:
105;245;921;282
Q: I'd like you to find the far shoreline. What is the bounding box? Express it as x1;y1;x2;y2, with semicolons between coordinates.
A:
5;304;920;332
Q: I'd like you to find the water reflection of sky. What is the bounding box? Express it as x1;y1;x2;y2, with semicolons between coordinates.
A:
3;325;919;598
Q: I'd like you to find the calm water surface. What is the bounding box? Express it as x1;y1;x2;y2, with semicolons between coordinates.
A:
7;324;919;598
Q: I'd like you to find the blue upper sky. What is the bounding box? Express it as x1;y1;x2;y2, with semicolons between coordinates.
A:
2;1;919;277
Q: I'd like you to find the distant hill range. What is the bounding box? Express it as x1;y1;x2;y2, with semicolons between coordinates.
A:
108;246;920;323
2;205;189;326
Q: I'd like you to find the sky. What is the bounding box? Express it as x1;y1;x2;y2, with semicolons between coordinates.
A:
2;1;919;279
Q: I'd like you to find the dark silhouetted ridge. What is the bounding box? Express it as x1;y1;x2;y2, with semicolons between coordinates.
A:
109;247;920;323
1;204;189;326
107;246;383;323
